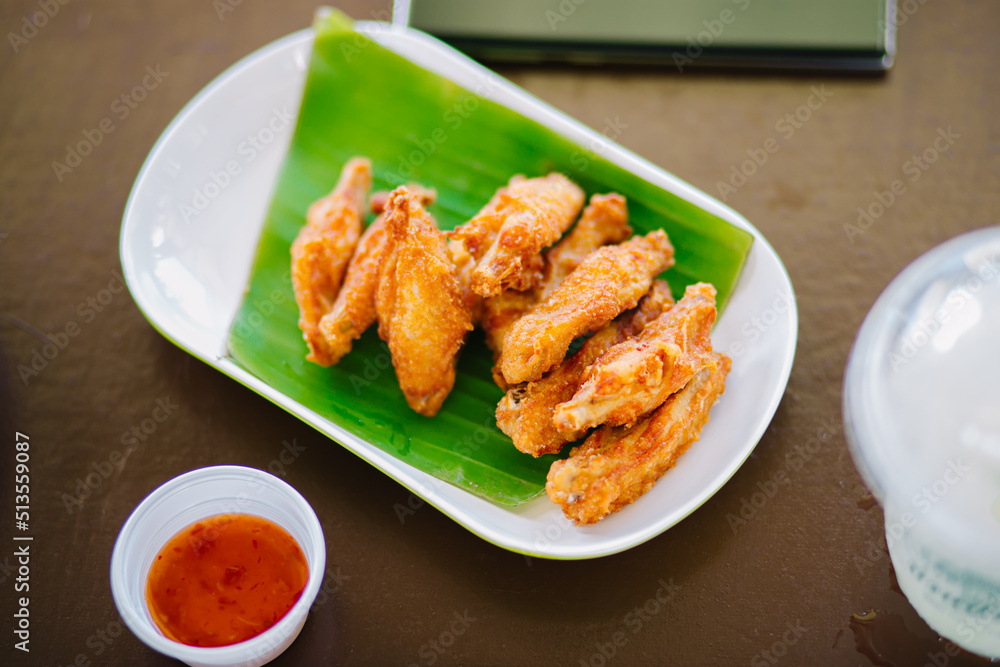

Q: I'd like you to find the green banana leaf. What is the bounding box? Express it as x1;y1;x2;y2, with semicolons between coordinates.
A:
226;10;755;506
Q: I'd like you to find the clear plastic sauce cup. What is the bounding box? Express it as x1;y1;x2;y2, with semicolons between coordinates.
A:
110;465;326;667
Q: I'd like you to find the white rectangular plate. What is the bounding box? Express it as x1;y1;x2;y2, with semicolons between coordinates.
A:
120;22;797;559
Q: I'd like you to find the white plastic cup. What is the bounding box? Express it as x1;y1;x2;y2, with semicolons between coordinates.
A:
844;226;1000;658
110;465;326;667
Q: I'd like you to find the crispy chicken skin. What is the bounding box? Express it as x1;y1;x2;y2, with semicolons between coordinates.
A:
317;187;436;366
368;184;436;215
538;193;631;302
481;193;632;387
496;281;674;457
481;289;532;354
448;237;485;325
375;187;473;416
546;352;732;525
449;173;585;297
291;157;372;365
497;230;675;385
448;175;522;259
553;282;717;432
482;193;632;352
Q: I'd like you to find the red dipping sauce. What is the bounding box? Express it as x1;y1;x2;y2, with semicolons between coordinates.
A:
145;513;308;647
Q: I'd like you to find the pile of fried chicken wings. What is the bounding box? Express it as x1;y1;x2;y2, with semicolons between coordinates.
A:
291;157;731;524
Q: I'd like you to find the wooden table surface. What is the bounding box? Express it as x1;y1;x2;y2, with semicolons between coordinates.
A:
2;1;998;665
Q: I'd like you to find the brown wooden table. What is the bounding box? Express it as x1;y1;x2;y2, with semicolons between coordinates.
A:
2;1;998;665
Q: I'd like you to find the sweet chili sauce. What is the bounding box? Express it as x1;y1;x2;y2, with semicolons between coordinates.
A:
145;513;308;647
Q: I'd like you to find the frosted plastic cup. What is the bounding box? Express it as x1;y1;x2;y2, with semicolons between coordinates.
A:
843;226;1000;658
110;465;326;667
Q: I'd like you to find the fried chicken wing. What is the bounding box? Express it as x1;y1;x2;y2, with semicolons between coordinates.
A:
546;352;732;525
497;230;675;385
291;157;372;365
375;187;473;416
481;288;537;371
496;281;674;457
481;192;633;356
479;286;537;389
447;175;523;258
479;193;631;389
450;173;585;297
317;186;436;366
553;282;717;432
538;193;631;302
